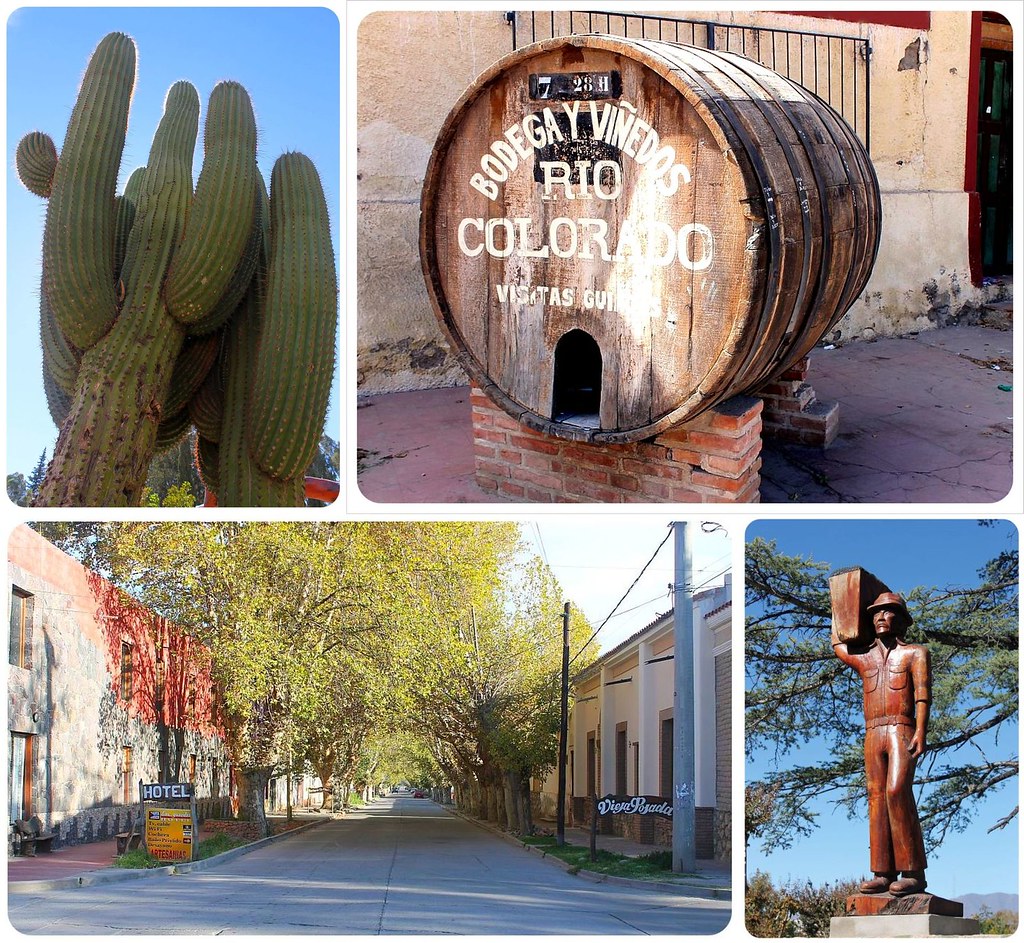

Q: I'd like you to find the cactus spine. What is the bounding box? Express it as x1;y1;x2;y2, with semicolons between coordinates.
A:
17;31;335;506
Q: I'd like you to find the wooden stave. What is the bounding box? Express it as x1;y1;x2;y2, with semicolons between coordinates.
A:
420;34;880;444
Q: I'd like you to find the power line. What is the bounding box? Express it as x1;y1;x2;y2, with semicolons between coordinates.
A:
532;522;550;568
568;526;673;667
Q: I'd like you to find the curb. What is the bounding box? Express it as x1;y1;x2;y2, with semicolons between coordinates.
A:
8;818;328;893
444;807;731;902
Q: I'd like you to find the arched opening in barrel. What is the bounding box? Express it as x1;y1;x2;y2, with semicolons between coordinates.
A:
552;329;602;428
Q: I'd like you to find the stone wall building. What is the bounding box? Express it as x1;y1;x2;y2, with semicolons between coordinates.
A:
7;525;230;853
535;575;732;862
357;8;1013;396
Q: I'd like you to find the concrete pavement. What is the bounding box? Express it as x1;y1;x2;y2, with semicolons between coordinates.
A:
357;324;1014;504
8;798;730;935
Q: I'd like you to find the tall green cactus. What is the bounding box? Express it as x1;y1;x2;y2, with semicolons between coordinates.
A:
16;32;337;507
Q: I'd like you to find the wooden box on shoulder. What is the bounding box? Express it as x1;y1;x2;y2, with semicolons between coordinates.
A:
829;567;891;645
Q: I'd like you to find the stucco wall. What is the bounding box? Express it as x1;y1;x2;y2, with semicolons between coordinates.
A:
356;9;1002;395
7;526;229;848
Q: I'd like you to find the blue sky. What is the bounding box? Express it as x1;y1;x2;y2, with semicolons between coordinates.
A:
6;6;340;477
745;517;1019;898
526;516;733;654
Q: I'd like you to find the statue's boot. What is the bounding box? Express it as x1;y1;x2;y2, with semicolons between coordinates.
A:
889;872;927;896
860;873;896;894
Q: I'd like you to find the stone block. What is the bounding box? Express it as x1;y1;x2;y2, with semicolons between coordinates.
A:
830;914;981;937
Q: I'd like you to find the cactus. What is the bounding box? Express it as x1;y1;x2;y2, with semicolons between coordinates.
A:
16;32;337;507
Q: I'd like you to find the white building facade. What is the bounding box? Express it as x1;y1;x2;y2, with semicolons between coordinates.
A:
537;576;731;861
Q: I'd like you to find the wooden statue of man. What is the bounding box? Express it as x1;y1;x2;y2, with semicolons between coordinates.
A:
831;591;931;896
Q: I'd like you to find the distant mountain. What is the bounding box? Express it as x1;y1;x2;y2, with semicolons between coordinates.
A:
956;892;1019;917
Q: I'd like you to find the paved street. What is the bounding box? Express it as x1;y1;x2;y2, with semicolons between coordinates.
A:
8;797;731;935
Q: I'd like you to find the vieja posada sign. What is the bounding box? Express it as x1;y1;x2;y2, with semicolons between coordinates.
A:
597;794;672;817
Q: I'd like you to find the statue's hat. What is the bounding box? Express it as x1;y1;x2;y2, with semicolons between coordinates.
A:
866;592;913;626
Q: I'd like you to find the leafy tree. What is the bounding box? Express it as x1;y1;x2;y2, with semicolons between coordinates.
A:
976;906;1019;935
7;473;29;506
27;450;48;493
28;521;600;839
385;523;597;834
746;871;862;938
42;522;393;837
145;431;204;503
745;534;1018;857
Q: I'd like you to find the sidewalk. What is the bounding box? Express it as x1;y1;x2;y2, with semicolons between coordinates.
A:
451;808;731;900
7;813;327;889
357;324;1014;504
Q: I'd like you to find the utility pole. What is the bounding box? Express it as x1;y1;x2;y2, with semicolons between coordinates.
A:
556;601;570;846
672;521;696;873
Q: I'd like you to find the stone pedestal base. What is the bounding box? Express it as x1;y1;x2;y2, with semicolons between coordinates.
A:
830;915;980;938
470;386;762;503
759;357;840;448
832;893;977;938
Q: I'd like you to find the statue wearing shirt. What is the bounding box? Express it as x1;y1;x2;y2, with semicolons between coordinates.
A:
832;591;931;897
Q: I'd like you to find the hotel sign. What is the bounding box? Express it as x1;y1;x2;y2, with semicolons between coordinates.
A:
144;807;194;862
140;782;194;801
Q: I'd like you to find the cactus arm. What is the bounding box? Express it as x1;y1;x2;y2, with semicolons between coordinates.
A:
195;435;220;496
185;172;264;336
247;152;337;481
42;360;73;428
164;330;222;418
43;31;136;350
114;166;146;282
36;82;200;506
165;81;259;328
40;270;81;396
16;131;58;198
154;408;191;453
188;362;225;444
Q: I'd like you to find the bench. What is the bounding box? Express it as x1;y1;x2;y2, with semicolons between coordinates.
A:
115;827;143;856
14;816;56;856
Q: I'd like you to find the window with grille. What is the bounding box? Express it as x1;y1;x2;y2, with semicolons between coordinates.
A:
119;641;133;701
9;587;33;668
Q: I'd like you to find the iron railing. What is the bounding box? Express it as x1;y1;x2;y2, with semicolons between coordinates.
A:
507;10;871;151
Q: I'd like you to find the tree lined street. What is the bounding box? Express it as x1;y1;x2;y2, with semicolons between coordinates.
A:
9;797;730;935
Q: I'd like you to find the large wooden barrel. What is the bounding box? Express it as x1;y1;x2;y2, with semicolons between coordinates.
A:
420;35;881;444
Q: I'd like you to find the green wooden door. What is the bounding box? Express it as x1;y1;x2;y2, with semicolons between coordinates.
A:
977;49;1013;275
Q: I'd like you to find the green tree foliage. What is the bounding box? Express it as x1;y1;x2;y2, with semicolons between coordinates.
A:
28;450;48;492
145;431;204;502
745;534;1018;856
746;871;862;938
7;473;29;506
976;906;1019;935
379;522;597;834
32;521;591;839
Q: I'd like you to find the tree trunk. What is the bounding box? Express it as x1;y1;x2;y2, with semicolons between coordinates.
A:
235;765;273;837
518;770;535;836
502;775;517;832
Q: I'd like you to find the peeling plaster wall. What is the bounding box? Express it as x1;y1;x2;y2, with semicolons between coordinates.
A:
357;9;1001;394
357;10;511;392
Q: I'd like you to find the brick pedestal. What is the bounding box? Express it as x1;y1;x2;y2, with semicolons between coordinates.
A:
758;357;839;447
471;386;762;503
